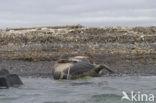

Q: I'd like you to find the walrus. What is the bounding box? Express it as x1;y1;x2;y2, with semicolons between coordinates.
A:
52;56;114;80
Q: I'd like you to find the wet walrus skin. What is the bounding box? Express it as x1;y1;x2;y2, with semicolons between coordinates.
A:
52;56;114;80
0;69;23;89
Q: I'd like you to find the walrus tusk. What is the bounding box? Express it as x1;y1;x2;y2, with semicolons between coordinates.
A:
60;71;64;79
67;67;71;80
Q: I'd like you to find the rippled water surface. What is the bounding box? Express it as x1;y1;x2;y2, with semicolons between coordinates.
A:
0;76;156;103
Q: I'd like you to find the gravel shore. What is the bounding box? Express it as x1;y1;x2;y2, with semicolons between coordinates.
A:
0;25;155;76
0;54;155;77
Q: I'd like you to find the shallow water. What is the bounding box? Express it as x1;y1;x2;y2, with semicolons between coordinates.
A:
0;76;156;103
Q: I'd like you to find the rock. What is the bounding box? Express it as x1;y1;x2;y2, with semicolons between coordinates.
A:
52;56;114;80
0;69;23;89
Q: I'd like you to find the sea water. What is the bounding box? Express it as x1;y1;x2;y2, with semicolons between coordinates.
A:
0;76;156;103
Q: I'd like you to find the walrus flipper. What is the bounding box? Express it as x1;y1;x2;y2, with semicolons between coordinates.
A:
95;64;114;74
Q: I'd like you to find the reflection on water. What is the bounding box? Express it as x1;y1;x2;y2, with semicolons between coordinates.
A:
0;76;156;103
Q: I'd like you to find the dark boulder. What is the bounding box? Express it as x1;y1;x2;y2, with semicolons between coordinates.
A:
0;69;23;89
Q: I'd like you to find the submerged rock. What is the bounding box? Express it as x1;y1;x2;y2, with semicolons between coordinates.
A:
0;69;23;89
52;56;114;80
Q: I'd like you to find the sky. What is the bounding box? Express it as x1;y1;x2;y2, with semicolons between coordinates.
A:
0;0;156;28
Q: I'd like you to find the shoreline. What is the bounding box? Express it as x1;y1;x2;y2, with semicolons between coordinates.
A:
0;25;156;76
0;54;155;77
